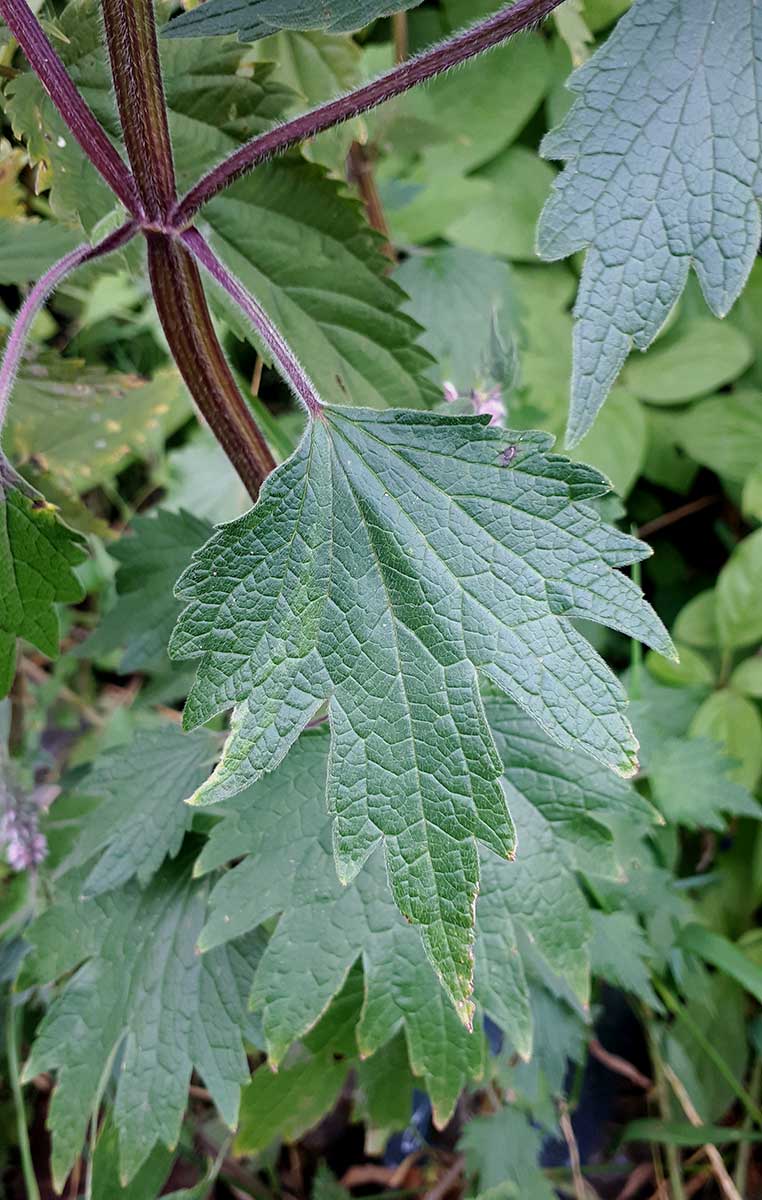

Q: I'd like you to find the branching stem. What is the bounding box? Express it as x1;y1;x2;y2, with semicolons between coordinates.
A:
172;0;565;224
101;0;176;220
0;0;141;215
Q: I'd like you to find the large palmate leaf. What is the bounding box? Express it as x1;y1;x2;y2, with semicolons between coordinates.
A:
83;510;212;673
196;703;641;1116
165;0;426;40
0;459;86;696
538;0;762;445
21;852;264;1188
172;417;663;1013
196;731;485;1122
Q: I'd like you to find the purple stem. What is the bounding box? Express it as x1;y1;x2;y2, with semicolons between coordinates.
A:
182;228;323;417
0;220;139;435
173;0;565;225
0;0;142;217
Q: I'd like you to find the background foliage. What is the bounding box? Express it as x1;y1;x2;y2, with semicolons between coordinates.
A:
2;0;762;1197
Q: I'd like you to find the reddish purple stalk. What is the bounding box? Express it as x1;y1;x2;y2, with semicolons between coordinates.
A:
172;0;565;225
0;0;564;496
0;0;141;216
182;229;323;416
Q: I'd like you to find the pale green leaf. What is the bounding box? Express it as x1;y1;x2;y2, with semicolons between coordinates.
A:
0;218;81;284
172;408;668;1008
6;362;191;494
717;528;762;650
730;656;762;699
622;320;753;406
538;0;762;443
447;147;557;263
690;689;762;791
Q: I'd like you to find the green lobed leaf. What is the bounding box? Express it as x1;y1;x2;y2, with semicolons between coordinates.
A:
588;910;659;1006
0;459;86;697
461;1108;555;1200
67;724;219;896
82;510;213;674
649;737;760;831
195;695;640;1103
171;408;669;1011
165;0;426;39
538;0;762;444
21;852;266;1187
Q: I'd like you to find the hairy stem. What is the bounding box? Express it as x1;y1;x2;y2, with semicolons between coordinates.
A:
0;220;139;438
182;228;323;416
147;234;276;500
101;0;176;220
0;0;141;216
173;0;565;224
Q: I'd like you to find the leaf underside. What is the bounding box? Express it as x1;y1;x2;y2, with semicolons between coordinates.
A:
538;0;762;445
171;407;671;1013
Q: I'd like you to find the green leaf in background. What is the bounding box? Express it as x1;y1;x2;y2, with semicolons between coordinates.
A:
730;656;762;700
588;910;659;1006
675;391;762;485
679;924;762;1008
621;320;753;406
690;690;762;792
21;854;264;1187
90;1116;174;1200
569;388;646;498
624;1119;762;1147
0;461;86;697
171;408;669;1011
67;724;219;896
395;246;521;396
165;0;426;39
461;1108;555;1200
0;218;81;284
716;528;762;651
649;738;760;831
6;363;191;495
447;147;557;263
538;0;762;444
83;510;212;673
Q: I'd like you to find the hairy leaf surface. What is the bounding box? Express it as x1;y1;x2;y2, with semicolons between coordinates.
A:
165;0;426;40
21;854;264;1187
538;0;762;444
172;408;669;1009
0;460;86;696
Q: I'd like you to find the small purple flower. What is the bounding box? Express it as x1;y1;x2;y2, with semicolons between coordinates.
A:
471;387;505;427
443;381;459;404
0;779;50;871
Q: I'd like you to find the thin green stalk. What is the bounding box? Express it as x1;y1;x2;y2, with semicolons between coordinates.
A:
6;997;41;1200
653;977;762;1128
733;1052;762;1194
644;1015;686;1200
